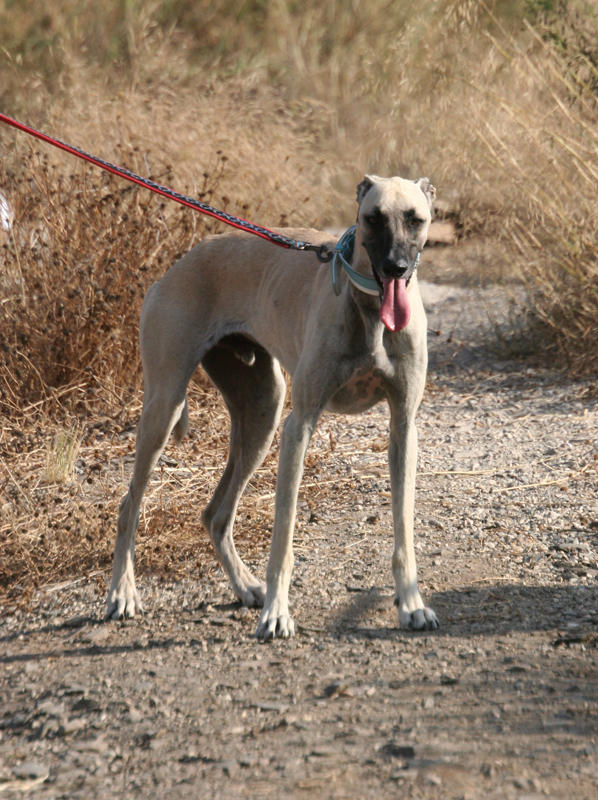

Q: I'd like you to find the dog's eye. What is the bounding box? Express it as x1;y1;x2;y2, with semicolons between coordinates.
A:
405;210;424;228
365;211;382;226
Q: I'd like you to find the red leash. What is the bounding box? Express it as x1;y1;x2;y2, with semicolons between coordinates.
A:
0;112;331;259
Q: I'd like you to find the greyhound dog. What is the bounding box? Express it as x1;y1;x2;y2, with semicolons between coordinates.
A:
106;174;439;639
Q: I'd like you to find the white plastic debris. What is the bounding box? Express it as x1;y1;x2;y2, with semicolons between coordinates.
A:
0;189;14;232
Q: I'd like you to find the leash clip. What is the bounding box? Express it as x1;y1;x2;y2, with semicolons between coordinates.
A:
314;243;334;263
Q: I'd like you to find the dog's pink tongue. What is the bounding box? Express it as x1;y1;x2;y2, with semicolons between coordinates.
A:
380;277;410;332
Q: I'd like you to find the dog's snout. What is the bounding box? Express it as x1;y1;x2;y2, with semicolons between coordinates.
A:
381;258;409;278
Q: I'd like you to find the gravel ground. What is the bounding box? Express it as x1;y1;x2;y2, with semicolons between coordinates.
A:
1;278;597;799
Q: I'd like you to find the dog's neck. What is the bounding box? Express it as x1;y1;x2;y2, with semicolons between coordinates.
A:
352;224;374;279
346;225;385;324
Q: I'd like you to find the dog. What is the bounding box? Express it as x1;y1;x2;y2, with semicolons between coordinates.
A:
106;174;439;639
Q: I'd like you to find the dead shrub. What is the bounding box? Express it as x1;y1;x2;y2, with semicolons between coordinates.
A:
472;14;598;372
0;147;205;416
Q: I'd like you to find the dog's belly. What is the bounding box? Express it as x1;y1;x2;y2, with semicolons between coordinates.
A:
327;368;385;414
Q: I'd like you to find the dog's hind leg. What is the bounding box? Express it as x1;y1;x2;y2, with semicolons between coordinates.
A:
106;385;187;620
201;338;286;607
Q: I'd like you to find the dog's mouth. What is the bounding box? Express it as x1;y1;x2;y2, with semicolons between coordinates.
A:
363;240;419;333
379;277;410;332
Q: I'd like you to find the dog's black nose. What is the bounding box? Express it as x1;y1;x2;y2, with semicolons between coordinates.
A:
381;258;409;278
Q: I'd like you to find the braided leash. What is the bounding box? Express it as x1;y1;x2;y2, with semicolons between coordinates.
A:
0;112;333;262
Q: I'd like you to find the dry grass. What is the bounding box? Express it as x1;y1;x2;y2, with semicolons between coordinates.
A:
2;145;208;416
0;381;280;605
0;0;596;603
43;423;82;484
473;16;598;370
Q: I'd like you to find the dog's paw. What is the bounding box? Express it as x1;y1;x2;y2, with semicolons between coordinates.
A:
396;600;439;631
236;580;266;609
255;601;295;641
105;581;143;621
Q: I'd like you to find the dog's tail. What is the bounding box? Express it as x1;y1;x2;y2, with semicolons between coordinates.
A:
172;396;189;443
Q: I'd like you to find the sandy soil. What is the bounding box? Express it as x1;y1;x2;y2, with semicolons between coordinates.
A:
1;272;597;799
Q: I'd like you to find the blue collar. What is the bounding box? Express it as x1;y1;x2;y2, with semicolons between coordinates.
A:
331;225;420;297
331;225;379;296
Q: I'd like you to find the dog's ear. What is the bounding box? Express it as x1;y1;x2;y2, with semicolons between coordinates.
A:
356;175;376;205
415;177;436;211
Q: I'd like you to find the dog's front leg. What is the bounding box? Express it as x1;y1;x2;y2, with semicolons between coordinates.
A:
389;410;439;631
256;410;315;641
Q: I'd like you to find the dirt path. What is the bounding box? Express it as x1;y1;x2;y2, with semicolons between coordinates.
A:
1;279;597;799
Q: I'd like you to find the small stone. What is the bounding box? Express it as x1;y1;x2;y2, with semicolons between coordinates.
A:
73;735;109;754
60;717;88;735
36;700;65;718
209;616;232;627
72;696;102;713
380;742;415;760
440;674;459;686
424;772;442;786
149;737;168;751
40;719;61;738
392;767;418;782
178;751;200;764
309;745;342;758
60;683;86;696
12;762;49;781
127;708;144;723
256;702;289;713
64;615;89;628
221;759;238;777
323;681;352;699
82;626;112;646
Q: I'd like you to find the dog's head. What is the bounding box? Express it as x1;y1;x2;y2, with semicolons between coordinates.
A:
356;175;435;331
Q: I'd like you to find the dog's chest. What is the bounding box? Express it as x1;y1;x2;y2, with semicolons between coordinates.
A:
327;365;386;414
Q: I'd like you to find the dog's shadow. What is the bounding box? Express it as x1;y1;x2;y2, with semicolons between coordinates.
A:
330;582;598;640
2;584;595;665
